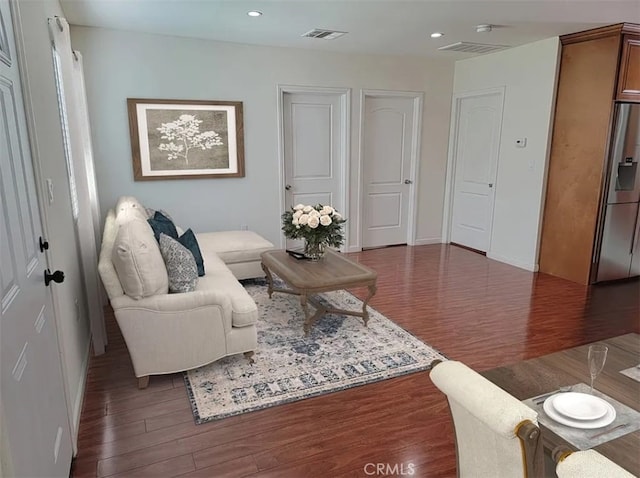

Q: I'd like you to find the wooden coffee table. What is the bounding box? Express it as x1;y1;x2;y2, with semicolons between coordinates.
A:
260;249;377;335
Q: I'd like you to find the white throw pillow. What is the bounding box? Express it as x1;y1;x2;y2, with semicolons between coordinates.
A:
115;196;148;226
111;218;169;299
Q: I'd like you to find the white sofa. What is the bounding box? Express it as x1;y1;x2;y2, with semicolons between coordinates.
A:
98;196;274;388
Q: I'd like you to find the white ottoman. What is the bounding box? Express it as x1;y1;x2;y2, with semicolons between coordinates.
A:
195;230;274;280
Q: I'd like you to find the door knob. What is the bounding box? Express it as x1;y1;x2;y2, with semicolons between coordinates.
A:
44;269;65;286
489;183;494;188
285;184;292;190
404;179;412;184
39;236;49;253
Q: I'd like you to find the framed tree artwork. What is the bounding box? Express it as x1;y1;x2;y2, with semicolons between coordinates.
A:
127;98;245;180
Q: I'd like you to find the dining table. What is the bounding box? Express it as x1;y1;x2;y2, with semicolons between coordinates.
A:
481;333;640;475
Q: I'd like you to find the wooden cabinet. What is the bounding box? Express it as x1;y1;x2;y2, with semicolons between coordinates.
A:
538;23;639;284
617;34;640;101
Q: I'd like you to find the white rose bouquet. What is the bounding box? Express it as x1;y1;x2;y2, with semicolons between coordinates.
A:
281;204;346;255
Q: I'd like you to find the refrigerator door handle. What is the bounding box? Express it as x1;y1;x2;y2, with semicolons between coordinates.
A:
631;208;640;255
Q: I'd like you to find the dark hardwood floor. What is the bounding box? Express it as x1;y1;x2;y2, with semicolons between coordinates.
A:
72;244;640;478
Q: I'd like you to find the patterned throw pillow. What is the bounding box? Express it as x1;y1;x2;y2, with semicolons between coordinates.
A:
158;233;198;293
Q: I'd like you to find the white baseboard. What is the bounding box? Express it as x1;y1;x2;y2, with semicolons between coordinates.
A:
347;238;441;251
487;252;538;272
71;340;91;455
411;237;442;246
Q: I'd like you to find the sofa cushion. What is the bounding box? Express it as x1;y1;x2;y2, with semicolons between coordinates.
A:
178;228;205;276
159;234;198;293
148;211;178;242
98;209;125;300
195;251;258;327
196;231;274;265
111;218;169;299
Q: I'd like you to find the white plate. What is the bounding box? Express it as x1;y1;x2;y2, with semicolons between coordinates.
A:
543;394;616;429
552;392;609;421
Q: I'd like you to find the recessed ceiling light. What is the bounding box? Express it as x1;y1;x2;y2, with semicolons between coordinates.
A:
430;32;444;38
476;24;492;33
247;11;262;17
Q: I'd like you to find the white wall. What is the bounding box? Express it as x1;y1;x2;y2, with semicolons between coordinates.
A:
69;26;454;249
13;0;91;443
450;37;560;270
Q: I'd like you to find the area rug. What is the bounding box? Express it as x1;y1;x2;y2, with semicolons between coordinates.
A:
184;278;446;424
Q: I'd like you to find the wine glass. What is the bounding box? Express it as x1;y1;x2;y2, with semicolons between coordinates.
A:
588;344;608;394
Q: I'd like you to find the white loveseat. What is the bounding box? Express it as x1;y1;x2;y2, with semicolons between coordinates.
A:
98;196;274;388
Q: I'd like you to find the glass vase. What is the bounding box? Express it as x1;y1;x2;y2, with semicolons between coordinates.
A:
304;238;326;261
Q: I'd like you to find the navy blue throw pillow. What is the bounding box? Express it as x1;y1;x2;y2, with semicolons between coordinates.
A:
178;228;205;277
148;211;178;242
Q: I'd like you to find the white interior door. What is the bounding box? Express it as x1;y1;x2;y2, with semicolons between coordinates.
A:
14;0;92;445
450;91;504;252
362;95;417;248
0;1;72;475
282;90;345;249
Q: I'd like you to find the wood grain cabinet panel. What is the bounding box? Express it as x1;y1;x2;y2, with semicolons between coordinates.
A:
617;35;640;101
539;34;621;284
539;23;639;285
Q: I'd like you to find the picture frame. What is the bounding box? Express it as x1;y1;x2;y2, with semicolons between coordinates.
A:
127;98;244;180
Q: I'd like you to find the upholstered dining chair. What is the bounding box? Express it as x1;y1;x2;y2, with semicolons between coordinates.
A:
430;360;544;478
553;447;635;478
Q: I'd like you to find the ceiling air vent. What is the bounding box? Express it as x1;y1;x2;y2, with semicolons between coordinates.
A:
302;29;347;40
438;42;508;54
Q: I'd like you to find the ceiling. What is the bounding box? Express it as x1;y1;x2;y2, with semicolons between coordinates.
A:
60;0;640;58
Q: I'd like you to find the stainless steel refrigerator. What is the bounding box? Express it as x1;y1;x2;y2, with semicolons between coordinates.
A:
596;103;640;282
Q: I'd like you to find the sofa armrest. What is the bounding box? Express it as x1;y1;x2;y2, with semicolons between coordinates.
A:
111;289;232;313
112;289;237;337
109;291;234;377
